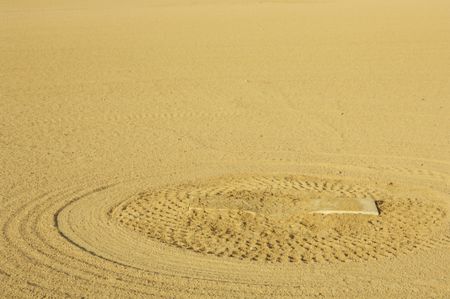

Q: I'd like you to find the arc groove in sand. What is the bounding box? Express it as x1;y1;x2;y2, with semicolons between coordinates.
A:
1;187;190;297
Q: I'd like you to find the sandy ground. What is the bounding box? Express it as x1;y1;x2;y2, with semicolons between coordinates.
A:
1;0;450;298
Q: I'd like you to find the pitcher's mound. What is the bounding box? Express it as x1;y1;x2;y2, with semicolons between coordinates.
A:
112;174;447;264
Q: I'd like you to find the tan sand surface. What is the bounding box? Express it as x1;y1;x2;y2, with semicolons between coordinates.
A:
1;0;450;297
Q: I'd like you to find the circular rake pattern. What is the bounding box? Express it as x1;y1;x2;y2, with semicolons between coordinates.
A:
1;160;450;297
112;175;448;264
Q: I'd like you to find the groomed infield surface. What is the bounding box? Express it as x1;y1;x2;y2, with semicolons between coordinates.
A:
1;0;450;297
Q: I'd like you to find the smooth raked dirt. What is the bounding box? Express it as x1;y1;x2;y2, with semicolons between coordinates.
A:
1;0;450;298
